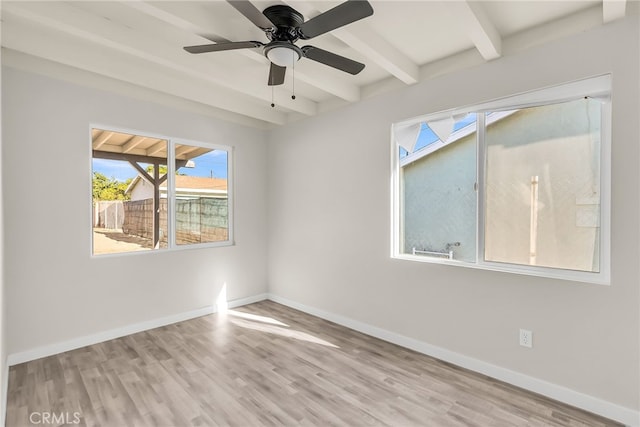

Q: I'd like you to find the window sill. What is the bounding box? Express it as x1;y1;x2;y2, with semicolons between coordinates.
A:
392;253;610;286
91;240;235;259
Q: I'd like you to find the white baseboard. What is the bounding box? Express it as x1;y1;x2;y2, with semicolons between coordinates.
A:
267;293;639;427
7;293;268;367
227;293;269;309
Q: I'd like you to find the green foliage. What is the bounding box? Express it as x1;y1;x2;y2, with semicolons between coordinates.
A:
145;164;186;176
92;172;132;201
145;164;168;176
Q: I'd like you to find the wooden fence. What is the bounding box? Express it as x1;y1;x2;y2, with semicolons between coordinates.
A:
122;198;228;244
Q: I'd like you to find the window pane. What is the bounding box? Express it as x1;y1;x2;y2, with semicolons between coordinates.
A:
91;129;168;255
400;114;477;262
174;144;229;246
484;99;601;272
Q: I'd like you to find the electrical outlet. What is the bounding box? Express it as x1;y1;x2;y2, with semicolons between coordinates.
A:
519;329;533;348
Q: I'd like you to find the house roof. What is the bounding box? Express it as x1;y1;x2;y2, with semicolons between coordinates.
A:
168;175;228;191
400;110;518;168
126;175;227;194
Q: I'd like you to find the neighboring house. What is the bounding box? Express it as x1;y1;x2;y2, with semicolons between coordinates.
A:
402;99;601;272
125;175;228;201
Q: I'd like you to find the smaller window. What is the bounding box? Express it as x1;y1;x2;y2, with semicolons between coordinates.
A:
91;128;232;256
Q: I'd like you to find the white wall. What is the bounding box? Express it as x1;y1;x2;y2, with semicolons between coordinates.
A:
3;65;268;354
267;15;639;415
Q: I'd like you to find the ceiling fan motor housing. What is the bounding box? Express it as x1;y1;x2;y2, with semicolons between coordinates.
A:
263;5;304;42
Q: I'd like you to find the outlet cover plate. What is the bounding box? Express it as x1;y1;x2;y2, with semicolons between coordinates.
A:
519;329;533;348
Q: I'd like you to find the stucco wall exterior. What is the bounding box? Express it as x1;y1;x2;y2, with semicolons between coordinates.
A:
402;98;601;272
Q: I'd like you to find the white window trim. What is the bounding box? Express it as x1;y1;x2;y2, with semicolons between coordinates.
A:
89;124;234;257
391;75;611;285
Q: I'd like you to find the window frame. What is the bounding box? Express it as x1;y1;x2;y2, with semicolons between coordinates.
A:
90;124;234;257
391;75;611;285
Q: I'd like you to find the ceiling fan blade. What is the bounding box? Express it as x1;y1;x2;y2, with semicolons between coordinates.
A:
302;46;365;75
227;0;275;30
184;41;263;54
268;63;286;86
298;0;373;40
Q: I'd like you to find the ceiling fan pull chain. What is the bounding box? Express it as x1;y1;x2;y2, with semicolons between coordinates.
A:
291;50;296;100
271;85;275;108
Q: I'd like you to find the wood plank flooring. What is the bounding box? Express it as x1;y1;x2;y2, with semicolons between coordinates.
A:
6;301;621;426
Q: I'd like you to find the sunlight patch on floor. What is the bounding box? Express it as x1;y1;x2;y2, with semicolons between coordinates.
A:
229;316;339;348
228;309;289;327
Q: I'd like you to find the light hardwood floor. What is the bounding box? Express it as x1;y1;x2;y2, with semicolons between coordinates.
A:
6;301;621;426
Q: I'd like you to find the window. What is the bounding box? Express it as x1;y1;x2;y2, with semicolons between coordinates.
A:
173;142;229;246
399;114;478;263
91;128;232;256
392;76;610;283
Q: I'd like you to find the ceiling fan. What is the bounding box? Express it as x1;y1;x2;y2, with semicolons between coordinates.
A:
183;0;374;88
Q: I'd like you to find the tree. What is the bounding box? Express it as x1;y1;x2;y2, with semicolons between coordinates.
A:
145;164;168;176
92;172;132;201
145;164;186;176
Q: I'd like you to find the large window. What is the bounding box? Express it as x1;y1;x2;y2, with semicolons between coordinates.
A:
91;128;232;256
392;76;610;283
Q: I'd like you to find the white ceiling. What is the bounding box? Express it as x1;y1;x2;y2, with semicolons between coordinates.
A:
0;1;629;128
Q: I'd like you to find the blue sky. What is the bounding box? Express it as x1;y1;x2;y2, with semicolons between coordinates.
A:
93;150;228;182
400;113;476;157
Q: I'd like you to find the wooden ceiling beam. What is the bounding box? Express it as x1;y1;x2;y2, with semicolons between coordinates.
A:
146;141;167;157
122;136;147;154
93;131;114;149
603;0;627;23
289;1;418;85
447;1;502;61
333;24;419;85
175;145;199;158
93;150;166;166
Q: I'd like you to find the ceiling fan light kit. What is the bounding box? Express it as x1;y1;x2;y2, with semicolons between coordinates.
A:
183;0;374;106
264;42;302;68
